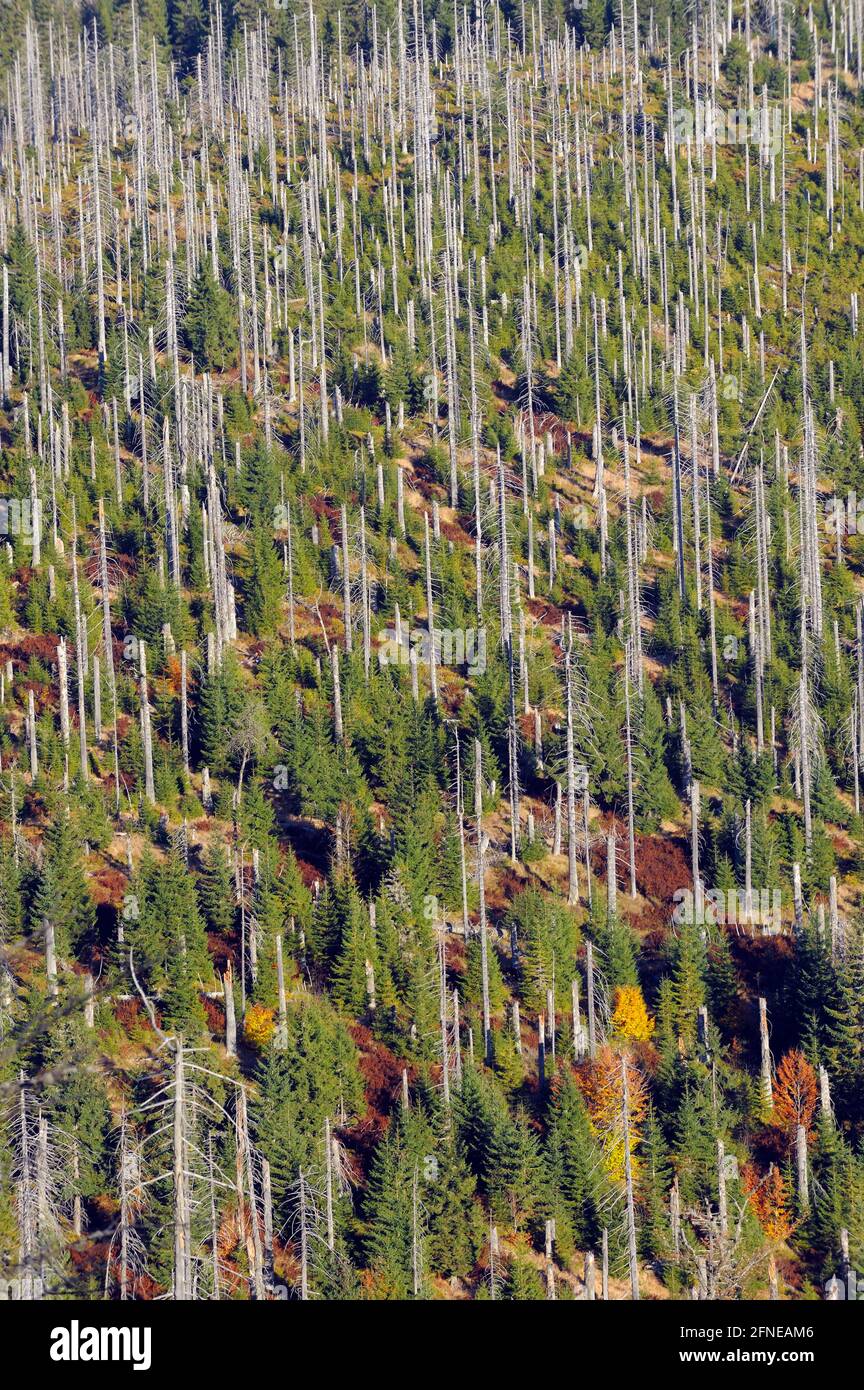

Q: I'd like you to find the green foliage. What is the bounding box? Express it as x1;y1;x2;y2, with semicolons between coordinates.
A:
182;267;238;370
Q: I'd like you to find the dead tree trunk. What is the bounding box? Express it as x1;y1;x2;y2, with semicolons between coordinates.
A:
622;1056;640;1300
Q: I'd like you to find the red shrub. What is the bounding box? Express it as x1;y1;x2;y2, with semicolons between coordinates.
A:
203;994;226;1036
634;833;691;904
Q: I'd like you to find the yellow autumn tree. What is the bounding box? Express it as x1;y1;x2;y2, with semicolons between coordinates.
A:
611;984;656;1043
243;1003;275;1050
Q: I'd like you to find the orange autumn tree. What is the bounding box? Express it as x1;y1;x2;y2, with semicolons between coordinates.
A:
611;984;656;1043
743;1162;793;1244
580;1046;648;1184
772;1049;818;1143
